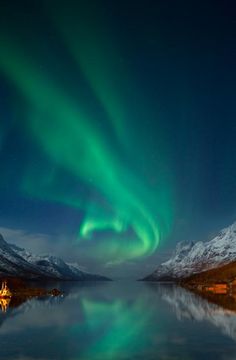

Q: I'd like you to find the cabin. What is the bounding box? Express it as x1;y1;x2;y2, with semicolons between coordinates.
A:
0;281;12;298
205;284;228;294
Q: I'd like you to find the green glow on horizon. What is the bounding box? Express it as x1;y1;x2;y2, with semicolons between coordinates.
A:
0;23;173;263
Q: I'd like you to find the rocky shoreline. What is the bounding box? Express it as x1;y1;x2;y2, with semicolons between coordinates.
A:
0;278;62;299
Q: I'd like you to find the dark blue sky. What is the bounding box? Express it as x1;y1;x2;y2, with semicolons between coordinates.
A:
0;0;236;277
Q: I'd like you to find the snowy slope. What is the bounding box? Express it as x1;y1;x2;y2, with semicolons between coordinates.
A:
0;234;47;279
144;221;236;281
0;234;108;280
12;245;107;280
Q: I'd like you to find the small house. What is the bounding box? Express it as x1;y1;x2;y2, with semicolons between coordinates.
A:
205;284;228;294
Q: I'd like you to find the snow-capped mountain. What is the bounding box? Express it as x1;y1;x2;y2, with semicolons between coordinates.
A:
0;234;108;280
144;221;236;281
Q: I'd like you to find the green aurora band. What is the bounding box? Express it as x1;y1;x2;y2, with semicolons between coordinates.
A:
0;12;173;264
48;1;128;143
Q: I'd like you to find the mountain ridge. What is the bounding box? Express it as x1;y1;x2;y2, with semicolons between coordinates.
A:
143;221;236;281
0;234;109;281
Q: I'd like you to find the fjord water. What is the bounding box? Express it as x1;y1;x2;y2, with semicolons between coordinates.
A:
1;282;236;360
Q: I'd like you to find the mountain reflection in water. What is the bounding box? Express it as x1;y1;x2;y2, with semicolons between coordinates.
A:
156;284;236;342
0;282;236;360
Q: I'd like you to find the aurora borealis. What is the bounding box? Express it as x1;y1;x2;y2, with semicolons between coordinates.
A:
1;0;236;277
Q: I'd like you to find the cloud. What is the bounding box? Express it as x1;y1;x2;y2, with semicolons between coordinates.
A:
0;226;74;260
0;226;53;253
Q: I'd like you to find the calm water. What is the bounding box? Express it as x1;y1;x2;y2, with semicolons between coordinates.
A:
1;281;236;360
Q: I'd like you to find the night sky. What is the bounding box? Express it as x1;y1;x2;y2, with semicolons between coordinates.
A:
0;0;236;278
